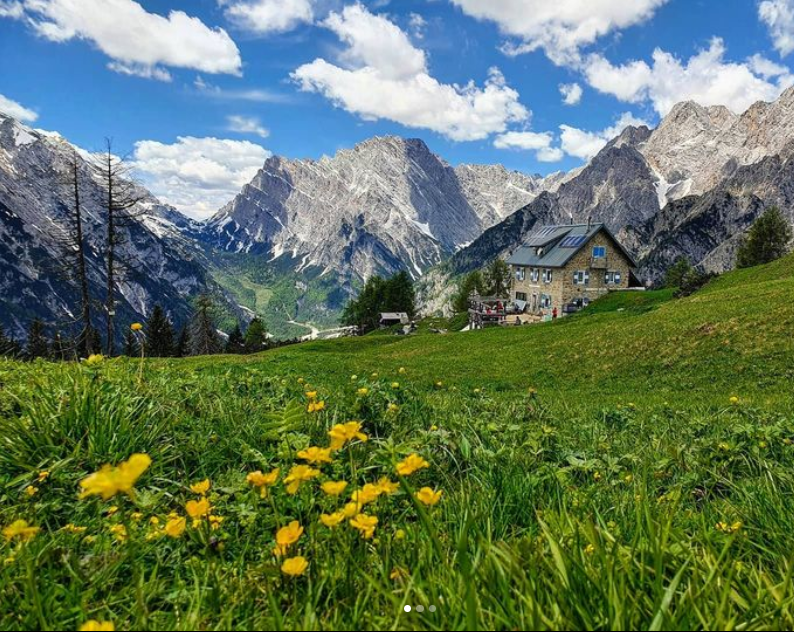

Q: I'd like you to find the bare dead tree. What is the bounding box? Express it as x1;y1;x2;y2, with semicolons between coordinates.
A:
93;139;145;356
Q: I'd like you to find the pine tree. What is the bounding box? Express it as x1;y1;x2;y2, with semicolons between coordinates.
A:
145;305;175;357
26;319;50;360
86;326;103;356
485;259;511;297
0;324;21;359
189;295;221;356
453;270;486;313
244;318;269;353
123;329;140;357
225;324;245;354
665;257;694;289
383;271;416;318
736;207;793;268
174;325;190;358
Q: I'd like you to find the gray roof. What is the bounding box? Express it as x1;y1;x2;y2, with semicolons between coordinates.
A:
506;223;637;269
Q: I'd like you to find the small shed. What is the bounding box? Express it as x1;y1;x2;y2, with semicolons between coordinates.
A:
380;312;410;327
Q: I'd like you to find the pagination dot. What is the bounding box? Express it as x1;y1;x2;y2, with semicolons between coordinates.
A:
403;605;411;613
416;605;425;613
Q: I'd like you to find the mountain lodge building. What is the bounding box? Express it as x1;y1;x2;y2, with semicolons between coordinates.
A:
506;223;638;317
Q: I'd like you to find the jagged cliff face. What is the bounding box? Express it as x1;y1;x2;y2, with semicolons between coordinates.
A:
203;137;546;281
0;113;219;339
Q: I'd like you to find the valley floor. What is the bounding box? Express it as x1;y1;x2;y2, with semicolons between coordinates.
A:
2;255;794;630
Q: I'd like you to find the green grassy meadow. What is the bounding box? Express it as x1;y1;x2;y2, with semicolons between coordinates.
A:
2;255;794;630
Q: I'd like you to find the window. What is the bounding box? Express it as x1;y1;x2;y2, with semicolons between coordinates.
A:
593;246;607;258
573;270;590;285
516;292;527;302
543;269;553;284
605;271;623;285
515;267;525;282
530;268;540;283
614;272;622;285
540;295;552;308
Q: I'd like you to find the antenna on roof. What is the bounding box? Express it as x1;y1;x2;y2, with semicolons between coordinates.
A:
569;213;574;225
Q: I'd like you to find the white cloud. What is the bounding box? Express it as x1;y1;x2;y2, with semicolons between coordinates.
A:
0;93;38;122
760;0;794;56
559;82;583;105
585;38;794;116
4;0;241;78
493;131;564;162
560;112;649;160
133;136;270;219
219;0;314;35
449;0;669;64
291;4;528;141
107;61;172;82
0;1;24;18
226;114;270;138
194;76;292;103
409;12;427;39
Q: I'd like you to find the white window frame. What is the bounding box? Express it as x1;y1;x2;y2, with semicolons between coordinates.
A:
574;270;590;285
543;269;553;284
593;246;607;258
515;267;525;282
530;268;540;283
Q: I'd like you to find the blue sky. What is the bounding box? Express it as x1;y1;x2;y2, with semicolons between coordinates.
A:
2;0;794;218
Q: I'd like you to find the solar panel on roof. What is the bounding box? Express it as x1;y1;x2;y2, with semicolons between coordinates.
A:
560;235;587;248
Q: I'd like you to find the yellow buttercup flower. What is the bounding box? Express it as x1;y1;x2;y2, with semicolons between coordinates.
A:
80;621;115;631
387;403;400;414
281;556;308;577
272;543;289;557
307;400;326;413
305;391;318;400
584;544;596;555
350;514;378;539
3;520;40;542
61;523;87;534
186;497;211;519
328;421;368;450
415;487;443;506
131;512;143;522
396;453;429;476
320;512;346;528
399;367;406;374
284;465;320;495
730;396;740;405
391;382;400;389
356;388;369;397
25;485;38;497
297;446;333;464
247;468;280;488
106;506;119;516
209;515;224;530
276;521;304;548
394;528;406;541
350;483;381;506
79;453;152;501
343;502;362;518
84;354;104;366
165;517;187;538
190;479;211;495
109;524;127;542
130;323;143;332
375;477;399;495
37;471;50;482
321;480;348;496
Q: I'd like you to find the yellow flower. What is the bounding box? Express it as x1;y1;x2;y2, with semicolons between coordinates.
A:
371;372;379;379
390;567;407;581
387;403;400;414
272;543;289;557
396;453;429;476
131;323;143;332
305;391;318;400
106;506;119;516
297;377;305;384
276;521;304;547
356;388;369;397
398;367;406;374
343;502;361;518
415;487;443;506
190;479;211;495
37;471;50;482
281;556;308;577
730;396;740;405
350;514;378;539
328;421;368;450
350;374;358;380
25;485;38;497
584;544;596;555
149;516;160;526
284;465;320;495
593;472;602;482
3;520;40;542
307;400;326;413
716;521;743;534
375;477;399;495
84;354;104;366
186;497;211;519
209;515;224;530
391;382;400;389
624;474;634;484
79;453;152;501
247;468;280;488
80;621;115;631
164;517;186;538
351;483;382;506
320;512;346;528
394;529;406;541
109;524;127;542
297;446;333;464
62;524;87;534
321;481;348;496
131;512;143;522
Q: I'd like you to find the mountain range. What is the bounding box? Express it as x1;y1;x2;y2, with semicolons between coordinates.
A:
3;87;794;340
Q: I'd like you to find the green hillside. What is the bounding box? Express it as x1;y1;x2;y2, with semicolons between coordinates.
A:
2;255;794;630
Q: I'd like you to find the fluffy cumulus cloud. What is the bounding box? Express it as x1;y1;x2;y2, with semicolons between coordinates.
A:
560;112;649;160
133;137;270;219
3;0;241;79
760;0;794;56
226;114;270;138
0;93;38;122
219;0;314;35
449;0;669;64
584;38;794;116
493;131;564;162
291;4;529;141
559;82;583;105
